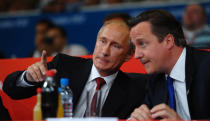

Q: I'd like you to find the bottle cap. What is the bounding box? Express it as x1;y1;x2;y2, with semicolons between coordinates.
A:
37;88;42;93
60;78;69;86
45;70;55;76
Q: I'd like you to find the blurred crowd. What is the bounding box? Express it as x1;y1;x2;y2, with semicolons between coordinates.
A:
0;0;143;13
1;0;205;13
0;1;209;59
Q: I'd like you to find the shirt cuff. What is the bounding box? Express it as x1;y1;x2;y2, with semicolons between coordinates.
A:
17;71;35;87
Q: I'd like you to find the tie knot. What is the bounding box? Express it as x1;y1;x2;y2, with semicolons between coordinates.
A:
95;77;106;90
167;76;174;83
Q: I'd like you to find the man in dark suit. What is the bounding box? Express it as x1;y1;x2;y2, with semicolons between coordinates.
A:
3;21;146;119
128;9;210;120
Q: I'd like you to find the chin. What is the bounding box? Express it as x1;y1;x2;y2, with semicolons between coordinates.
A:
145;69;154;75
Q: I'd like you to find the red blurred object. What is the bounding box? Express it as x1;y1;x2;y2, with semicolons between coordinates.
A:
37;88;42;93
45;70;55;76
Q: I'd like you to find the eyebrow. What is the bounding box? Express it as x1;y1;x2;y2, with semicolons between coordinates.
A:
135;37;145;42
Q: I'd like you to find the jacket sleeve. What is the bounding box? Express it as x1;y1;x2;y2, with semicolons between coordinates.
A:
3;71;41;99
2;54;62;100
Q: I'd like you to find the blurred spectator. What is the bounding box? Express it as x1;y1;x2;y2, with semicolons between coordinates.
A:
0;0;10;12
29;19;55;57
30;23;88;57
103;12;131;25
8;0;38;13
47;26;88;56
107;0;122;4
182;3;210;49
85;0;123;6
85;0;100;6
42;0;81;13
42;0;66;13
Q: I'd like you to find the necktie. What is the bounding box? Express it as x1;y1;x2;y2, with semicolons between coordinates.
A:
167;76;176;110
90;77;106;116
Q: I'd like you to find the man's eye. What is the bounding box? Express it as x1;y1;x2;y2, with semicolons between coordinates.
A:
113;44;120;49
139;41;146;47
100;39;105;43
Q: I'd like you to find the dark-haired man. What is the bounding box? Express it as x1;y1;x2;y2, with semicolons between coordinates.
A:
129;9;210;120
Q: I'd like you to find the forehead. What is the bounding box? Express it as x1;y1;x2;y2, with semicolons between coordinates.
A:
99;23;129;42
186;5;203;12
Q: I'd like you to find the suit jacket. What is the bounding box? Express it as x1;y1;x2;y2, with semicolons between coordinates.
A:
3;54;147;119
144;46;210;119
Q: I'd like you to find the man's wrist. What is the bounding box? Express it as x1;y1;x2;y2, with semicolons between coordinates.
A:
23;73;39;85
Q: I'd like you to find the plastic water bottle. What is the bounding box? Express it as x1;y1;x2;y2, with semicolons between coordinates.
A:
41;70;58;119
60;78;73;117
57;87;64;118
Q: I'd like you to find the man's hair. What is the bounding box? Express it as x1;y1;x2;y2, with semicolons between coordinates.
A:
104;13;131;25
129;9;187;47
36;19;55;28
50;26;67;38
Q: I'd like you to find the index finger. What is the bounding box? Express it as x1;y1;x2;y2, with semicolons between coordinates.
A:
41;50;47;66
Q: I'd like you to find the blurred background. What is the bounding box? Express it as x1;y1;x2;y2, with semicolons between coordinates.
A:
0;0;210;58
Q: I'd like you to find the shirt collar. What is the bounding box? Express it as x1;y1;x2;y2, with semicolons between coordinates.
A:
169;47;186;82
88;64;118;87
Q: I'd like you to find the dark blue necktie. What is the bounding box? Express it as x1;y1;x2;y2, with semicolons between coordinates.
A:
167;76;176;110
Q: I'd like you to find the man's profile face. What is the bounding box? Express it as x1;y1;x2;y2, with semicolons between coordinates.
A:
93;23;130;76
35;24;48;51
46;28;66;52
130;22;168;74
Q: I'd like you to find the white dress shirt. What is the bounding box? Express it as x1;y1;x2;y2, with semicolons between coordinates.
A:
168;47;191;120
74;64;117;117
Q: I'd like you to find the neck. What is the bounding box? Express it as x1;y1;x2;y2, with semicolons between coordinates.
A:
98;70;117;77
166;46;184;75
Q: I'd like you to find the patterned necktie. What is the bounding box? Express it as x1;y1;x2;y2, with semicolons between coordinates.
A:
90;77;106;116
167;76;176;110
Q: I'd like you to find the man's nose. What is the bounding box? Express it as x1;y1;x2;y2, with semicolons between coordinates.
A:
102;44;110;56
134;48;143;59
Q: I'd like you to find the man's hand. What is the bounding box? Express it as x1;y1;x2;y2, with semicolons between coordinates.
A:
129;104;153;120
151;103;182;120
26;50;56;82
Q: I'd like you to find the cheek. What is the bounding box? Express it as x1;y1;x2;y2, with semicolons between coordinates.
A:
93;44;100;54
111;52;126;64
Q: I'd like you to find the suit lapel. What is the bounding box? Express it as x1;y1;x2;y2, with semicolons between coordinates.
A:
185;47;194;94
70;59;93;110
185;47;196;117
102;71;127;117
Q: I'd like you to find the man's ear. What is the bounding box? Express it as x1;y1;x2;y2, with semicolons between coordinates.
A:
164;34;175;49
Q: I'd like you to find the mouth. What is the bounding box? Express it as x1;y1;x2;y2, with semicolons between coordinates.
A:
140;59;150;65
97;57;109;64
